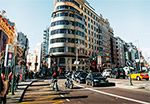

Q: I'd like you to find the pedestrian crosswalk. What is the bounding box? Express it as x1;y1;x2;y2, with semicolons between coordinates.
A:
21;80;65;104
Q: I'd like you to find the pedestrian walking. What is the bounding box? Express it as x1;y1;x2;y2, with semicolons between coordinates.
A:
0;73;8;104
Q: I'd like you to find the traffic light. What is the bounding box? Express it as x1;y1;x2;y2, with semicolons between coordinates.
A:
90;57;98;72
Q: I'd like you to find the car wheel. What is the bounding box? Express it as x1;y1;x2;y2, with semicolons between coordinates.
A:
115;75;118;79
92;81;95;87
137;76;141;81
146;78;149;81
86;80;89;85
70;84;73;89
78;79;81;84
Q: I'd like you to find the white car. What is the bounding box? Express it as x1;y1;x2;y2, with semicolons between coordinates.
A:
102;69;112;77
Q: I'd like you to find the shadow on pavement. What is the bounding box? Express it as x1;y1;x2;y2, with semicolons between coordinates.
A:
73;87;83;89
18;84;28;86
17;88;26;90
108;82;116;86
53;95;88;100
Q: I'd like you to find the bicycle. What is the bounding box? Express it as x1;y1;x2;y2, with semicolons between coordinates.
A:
50;78;59;91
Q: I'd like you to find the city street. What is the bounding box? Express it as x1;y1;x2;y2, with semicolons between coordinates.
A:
20;79;150;104
1;0;150;104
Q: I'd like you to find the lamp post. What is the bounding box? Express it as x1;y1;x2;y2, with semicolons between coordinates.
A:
128;48;133;86
76;47;79;71
134;40;141;71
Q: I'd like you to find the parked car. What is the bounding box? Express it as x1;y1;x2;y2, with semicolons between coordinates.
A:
86;72;108;87
111;68;125;79
74;72;88;83
102;69;112;77
129;70;149;81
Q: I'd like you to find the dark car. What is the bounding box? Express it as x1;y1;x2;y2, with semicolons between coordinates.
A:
74;72;88;83
86;72;108;87
111;68;125;79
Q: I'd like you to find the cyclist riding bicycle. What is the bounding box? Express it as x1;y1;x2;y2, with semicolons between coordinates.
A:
65;71;73;89
50;62;59;91
52;72;58;91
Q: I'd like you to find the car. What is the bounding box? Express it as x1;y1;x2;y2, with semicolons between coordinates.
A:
111;68;125;79
85;72;108;87
102;69;112;77
74;71;88;83
129;70;149;81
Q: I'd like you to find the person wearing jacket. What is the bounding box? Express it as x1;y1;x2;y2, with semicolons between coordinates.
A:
0;73;8;104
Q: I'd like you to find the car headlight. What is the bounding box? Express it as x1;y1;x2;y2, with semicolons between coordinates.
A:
94;79;99;82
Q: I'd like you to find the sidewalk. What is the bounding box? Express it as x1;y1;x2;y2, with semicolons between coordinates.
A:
108;78;150;91
6;79;37;104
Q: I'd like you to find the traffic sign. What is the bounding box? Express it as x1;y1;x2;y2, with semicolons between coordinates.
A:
126;60;132;67
4;44;14;67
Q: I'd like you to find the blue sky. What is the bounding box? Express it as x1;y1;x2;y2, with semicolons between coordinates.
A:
0;0;150;63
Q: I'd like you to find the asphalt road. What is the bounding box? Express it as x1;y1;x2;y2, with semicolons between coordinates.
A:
21;79;150;104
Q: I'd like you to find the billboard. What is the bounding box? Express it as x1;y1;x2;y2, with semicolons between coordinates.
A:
4;44;14;67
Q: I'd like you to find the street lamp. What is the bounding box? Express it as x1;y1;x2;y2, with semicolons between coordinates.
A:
134;40;141;71
76;47;79;71
128;48;133;86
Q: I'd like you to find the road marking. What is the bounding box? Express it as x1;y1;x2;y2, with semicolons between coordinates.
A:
21;100;64;104
25;91;54;95
35;95;58;101
74;84;150;104
25;95;58;98
60;95;70;102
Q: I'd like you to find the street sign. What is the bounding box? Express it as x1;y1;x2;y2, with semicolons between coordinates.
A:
97;56;101;65
126;60;132;67
97;56;102;66
4;44;14;67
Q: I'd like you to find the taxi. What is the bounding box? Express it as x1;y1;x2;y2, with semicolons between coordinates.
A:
129;71;149;81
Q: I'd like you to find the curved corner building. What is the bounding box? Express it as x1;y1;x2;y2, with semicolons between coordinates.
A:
49;0;114;71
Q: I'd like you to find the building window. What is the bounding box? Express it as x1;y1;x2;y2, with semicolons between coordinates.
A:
88;23;90;28
88;17;90;21
59;58;65;64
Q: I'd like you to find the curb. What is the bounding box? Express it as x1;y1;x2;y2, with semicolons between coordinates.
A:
19;79;38;103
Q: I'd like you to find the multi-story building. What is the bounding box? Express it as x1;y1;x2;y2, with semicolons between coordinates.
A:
17;32;29;62
126;42;140;69
49;0;114;71
0;10;16;64
110;36;117;69
42;28;49;61
115;37;126;68
27;43;42;72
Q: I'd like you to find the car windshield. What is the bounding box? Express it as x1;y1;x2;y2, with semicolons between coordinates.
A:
131;70;146;74
80;73;87;77
138;70;146;73
105;69;112;72
92;73;102;78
